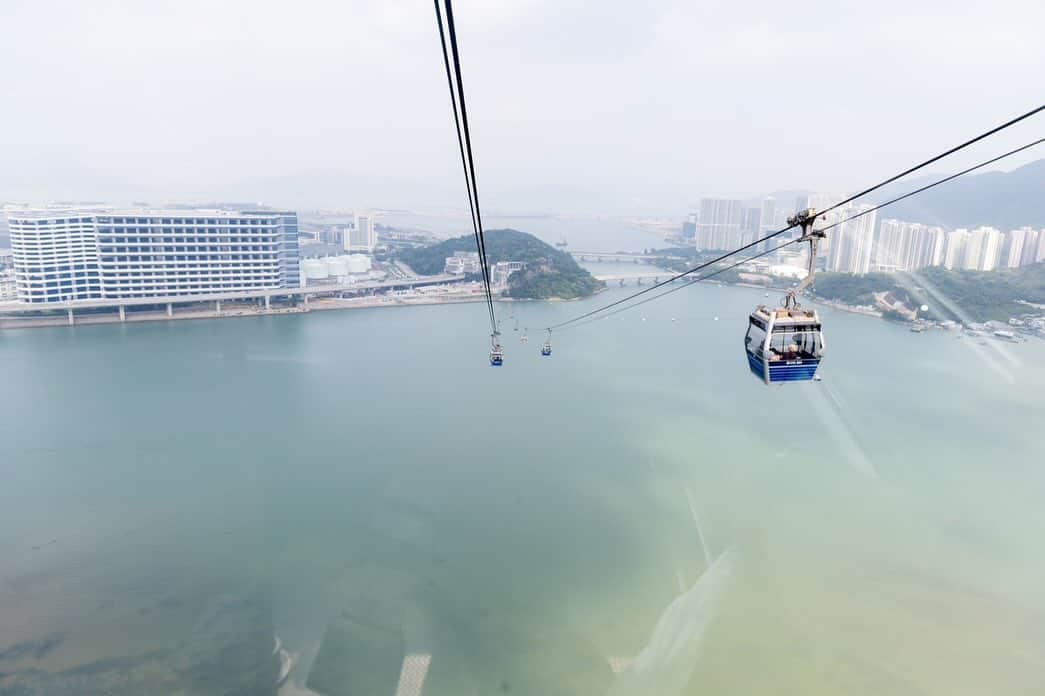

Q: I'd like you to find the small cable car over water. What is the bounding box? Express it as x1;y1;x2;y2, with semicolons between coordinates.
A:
540;330;552;357
490;333;504;366
745;209;825;385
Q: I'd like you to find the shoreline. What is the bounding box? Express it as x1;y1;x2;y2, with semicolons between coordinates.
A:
0;283;601;331
1;280;1034;335
0;294;492;330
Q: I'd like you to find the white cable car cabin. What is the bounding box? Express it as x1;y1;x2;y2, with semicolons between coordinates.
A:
745;305;823;384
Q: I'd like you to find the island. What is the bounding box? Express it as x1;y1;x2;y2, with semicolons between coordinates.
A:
396;228;603;300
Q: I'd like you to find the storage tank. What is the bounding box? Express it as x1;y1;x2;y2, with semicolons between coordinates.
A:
325;256;351;278
301;258;328;281
347;254;372;274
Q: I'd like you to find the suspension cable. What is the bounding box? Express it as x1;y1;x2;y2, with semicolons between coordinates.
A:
557;135;1045;331
433;0;498;337
567;239;801;330
818;137;1045;234
814;104;1044;221
544;104;1044;331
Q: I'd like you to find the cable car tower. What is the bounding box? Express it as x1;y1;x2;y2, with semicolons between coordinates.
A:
744;208;826;384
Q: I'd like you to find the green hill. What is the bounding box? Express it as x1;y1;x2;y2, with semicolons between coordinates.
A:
866;158;1045;229
397;228;603;300
813;263;1045;323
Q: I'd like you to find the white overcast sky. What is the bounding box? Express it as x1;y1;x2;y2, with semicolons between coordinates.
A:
0;0;1042;214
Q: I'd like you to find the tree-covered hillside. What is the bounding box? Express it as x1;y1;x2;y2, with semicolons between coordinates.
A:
812;263;1045;322
397;228;602;300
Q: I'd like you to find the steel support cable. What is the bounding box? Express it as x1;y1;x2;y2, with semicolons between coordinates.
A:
560;135;1045;331
817;137;1045;234
545;104;1045;331
813;104;1045;221
433;0;497;335
433;0;489;303
567;240;801;330
443;0;498;334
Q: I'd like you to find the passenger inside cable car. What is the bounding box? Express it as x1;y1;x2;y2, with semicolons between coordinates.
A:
745;306;824;384
767;330;821;362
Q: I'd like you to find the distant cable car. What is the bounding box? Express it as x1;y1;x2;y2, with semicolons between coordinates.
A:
490;334;504;366
540;330;552;357
745;209;825;385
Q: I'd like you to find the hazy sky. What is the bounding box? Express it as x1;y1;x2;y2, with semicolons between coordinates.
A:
1;0;1042;214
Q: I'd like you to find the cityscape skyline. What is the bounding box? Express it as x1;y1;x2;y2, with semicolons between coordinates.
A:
684;193;1045;275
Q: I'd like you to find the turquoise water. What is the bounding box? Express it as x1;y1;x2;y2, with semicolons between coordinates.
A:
2;282;1045;695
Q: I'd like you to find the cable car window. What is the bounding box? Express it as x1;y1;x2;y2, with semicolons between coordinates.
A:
745;322;766;355
768;330;821;360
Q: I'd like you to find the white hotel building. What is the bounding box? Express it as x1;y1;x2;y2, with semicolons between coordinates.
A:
4;206;300;304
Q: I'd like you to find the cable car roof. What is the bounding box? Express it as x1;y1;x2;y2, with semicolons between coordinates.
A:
750;304;820;325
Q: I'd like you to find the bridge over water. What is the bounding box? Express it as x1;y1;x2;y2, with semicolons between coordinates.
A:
570;250;685;263
593;272;679;286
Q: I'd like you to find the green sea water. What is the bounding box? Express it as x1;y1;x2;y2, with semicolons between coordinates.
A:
2;281;1044;695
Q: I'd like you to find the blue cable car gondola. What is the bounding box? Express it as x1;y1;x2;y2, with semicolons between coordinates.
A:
745;208;825;385
490;333;504;366
745;303;823;383
540;330;552;356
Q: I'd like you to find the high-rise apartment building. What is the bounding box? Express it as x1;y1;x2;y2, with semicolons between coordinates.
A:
874;219;945;272
825;204;876;274
681;212;697;240
961;228;983;270
742;207;762;241
980;227;1003;271
795;193;846;261
943;229;966;270
1002;228;1028;268
759;197;776;231
695;199;744;250
961;226;1002;271
345;212;377;253
4;206;300;304
1023;228;1045;266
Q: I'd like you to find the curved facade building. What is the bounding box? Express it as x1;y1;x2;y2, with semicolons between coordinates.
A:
4;207;299;303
